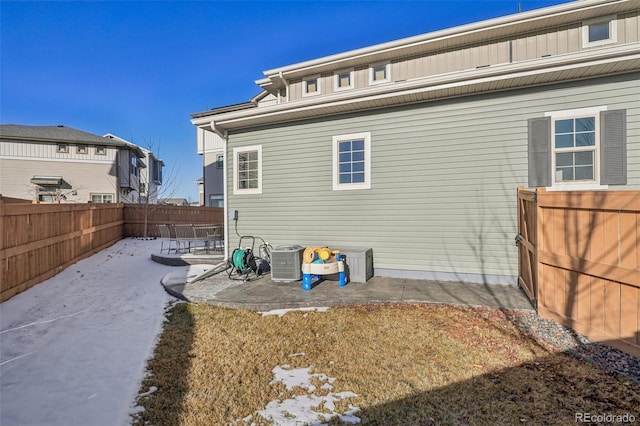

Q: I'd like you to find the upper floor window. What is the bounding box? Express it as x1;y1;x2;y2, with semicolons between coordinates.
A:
332;132;371;191
335;69;354;91
582;15;617;48
370;62;390;85
57;143;68;153
96;146;106;155
303;75;321;97
77;144;88;154
233;145;262;194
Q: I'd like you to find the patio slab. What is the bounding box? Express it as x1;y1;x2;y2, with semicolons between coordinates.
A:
157;255;534;312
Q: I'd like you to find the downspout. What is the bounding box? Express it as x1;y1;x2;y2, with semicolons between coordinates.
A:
210;120;229;261
222;130;229;261
279;71;289;103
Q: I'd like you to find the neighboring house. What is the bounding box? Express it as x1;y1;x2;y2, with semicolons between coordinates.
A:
160;198;189;206
103;133;165;204
195;92;274;208
191;0;640;285
0;125;147;203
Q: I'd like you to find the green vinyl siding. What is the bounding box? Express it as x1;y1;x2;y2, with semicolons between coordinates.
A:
226;73;640;284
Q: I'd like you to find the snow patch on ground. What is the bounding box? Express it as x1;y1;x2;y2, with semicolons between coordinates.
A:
260;306;331;317
245;363;361;425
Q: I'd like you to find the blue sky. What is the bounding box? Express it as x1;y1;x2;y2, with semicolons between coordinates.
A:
1;0;569;201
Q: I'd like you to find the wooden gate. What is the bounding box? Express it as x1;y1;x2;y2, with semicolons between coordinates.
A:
516;187;538;308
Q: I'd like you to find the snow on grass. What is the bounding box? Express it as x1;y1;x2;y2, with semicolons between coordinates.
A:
248;363;361;425
259;307;331;317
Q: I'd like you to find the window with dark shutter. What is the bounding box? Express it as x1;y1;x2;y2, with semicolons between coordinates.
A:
528;108;627;189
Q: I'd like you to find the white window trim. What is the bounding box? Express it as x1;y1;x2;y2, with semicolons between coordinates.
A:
582;15;617;48
233;145;262;195
334;68;354;91
90;193;114;203
332;132;371;191
545;106;608;191
302;75;321;97
369;62;391;85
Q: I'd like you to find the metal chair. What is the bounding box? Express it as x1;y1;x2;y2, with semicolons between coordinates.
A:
158;224;177;253
193;224;223;253
174;224;197;253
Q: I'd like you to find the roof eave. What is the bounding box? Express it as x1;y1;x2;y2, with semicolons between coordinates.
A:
198;47;639;131
262;0;633;80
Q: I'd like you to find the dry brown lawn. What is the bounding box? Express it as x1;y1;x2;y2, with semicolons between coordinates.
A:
132;303;640;425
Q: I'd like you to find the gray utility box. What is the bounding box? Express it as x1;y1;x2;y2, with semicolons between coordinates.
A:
271;245;304;282
335;247;373;283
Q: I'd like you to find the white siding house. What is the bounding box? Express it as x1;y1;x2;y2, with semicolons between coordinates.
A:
0;125;158;204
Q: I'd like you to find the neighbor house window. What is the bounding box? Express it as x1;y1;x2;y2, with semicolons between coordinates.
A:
370;62;390;85
209;195;223;207
77;145;88;154
528;107;627;190
96;146;106;155
38;186;58;202
91;193;114;203
216;154;224;169
582;16;617;47
332;132;371;191
303;75;321;97
334;69;354;91
233;145;262;194
57;143;68;153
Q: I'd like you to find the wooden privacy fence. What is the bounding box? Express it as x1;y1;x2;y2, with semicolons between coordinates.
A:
0;201;223;302
124;204;224;237
517;187;640;358
1;202;124;302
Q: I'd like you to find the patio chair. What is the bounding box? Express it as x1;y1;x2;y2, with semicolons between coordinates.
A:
193;224;223;253
174;224;197;253
158;224;177;253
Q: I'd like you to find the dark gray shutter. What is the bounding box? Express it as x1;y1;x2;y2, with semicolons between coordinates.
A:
118;149;130;188
600;109;627;185
528;116;551;187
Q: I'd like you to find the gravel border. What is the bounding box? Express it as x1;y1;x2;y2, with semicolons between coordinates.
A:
506;310;640;384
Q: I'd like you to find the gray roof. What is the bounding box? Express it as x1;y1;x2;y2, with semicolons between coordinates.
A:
0;124;122;146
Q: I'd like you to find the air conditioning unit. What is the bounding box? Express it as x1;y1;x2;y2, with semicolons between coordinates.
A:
271;245;304;282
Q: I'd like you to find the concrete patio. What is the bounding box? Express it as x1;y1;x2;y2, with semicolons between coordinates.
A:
153;252;534;312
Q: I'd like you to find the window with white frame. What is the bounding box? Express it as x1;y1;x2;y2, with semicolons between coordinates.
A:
552;114;598;184
582;15;617;48
332;132;371;191
334;69;354;91
370;62;390;85
209;195;223;207
303;75;321;97
91;193;114;203
233;145;262;194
